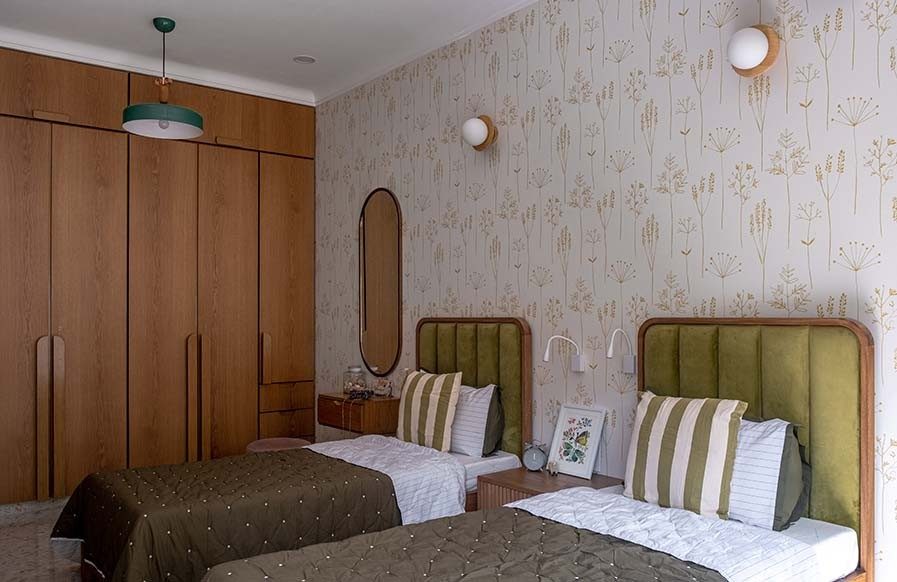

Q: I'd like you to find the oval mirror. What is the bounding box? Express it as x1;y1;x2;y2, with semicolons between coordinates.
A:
359;188;402;376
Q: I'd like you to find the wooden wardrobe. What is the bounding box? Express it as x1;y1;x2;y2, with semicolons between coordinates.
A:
0;47;315;503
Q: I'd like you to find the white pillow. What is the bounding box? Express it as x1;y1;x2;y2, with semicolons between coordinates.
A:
450;384;497;458
728;418;789;529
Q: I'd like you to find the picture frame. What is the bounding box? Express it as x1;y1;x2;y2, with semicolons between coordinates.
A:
547;404;607;479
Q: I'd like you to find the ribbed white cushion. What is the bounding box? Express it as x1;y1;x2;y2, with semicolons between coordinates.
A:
729;418;789;529
450;384;496;458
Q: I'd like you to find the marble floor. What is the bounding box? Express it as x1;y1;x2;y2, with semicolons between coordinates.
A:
0;499;80;581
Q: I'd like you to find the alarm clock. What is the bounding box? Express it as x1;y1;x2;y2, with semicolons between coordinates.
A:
522;442;548;471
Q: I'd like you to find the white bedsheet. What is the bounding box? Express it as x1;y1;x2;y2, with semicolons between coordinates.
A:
508;487;821;582
449;450;521;492
307;435;466;525
781;517;858;581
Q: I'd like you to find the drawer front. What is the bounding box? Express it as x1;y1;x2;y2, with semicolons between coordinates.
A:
477;483;530;510
259;382;314;412
259;409;314;438
0;48;127;130
317;397;362;432
364;399;400;434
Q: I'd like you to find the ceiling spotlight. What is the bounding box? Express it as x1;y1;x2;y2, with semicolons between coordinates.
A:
293;55;317;64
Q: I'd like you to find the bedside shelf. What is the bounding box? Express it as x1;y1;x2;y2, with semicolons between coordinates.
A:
317;392;400;434
477;467;623;510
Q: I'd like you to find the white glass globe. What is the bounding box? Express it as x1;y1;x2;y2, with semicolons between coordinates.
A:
728;27;769;70
461;117;489;147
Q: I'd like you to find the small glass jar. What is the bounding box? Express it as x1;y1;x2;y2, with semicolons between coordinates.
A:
343;366;367;394
372;377;393;397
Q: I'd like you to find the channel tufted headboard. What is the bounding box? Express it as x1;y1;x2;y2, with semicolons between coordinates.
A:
416;318;532;458
638;318;874;581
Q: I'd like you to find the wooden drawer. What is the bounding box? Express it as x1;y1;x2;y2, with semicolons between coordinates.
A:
477;480;532;510
259;98;314;158
0;48;128;130
259;409;315;438
130;74;259;149
317;395;363;433
259;382;314;412
317;393;399;434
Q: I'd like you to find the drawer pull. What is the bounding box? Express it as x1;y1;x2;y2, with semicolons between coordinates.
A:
215;136;244;147
32;109;71;122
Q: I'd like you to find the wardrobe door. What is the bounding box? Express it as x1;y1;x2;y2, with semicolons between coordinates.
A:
0;117;51;503
51;125;127;496
259;154;315;384
0;48;128;131
129;137;199;467
198;145;259;458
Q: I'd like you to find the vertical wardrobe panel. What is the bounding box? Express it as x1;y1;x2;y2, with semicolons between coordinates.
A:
0;117;50;503
198;145;259;458
259;154;315;383
51;125;127;496
128;137;198;467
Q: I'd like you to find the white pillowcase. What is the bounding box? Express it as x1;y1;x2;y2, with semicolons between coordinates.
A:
728;418;789;529
450;384;497;458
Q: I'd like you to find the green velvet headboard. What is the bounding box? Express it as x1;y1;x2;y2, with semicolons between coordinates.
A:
638;318;874;581
416;318;532;457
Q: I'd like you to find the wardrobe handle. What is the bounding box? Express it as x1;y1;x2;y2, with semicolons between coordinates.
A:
187;334;199;462
214;136;244;147
36;336;51;500
260;333;272;384
199;335;212;460
32;109;70;123
51;336;66;498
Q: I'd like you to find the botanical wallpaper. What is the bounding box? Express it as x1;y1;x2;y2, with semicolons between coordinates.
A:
315;0;897;569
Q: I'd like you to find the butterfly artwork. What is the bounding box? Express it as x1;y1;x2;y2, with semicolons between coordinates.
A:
548;405;607;479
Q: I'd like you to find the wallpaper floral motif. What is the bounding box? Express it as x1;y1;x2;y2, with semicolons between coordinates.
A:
316;0;897;569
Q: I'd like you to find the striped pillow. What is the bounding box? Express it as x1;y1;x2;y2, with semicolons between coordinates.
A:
450;384;502;457
624;391;748;519
397;371;462;452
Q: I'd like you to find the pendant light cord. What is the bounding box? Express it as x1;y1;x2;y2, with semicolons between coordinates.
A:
161;31;166;79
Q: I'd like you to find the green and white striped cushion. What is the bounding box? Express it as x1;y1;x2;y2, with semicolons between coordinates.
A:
624;391;748;519
397;370;462;452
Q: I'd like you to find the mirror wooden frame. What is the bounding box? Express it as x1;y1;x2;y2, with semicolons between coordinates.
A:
358;187;403;377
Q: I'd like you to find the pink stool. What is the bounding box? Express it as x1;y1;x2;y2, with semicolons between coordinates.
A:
246;437;311;453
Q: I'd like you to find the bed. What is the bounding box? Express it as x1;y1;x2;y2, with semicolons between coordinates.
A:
51;317;531;581
416;317;532;509
203;317;874;582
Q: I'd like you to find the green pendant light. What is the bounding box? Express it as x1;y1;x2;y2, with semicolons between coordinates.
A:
122;17;203;139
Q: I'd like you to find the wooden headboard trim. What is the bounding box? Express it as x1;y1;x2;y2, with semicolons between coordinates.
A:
415;317;533;455
637;317;874;582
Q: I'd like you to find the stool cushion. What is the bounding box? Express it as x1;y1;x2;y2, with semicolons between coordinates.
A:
246;437;311;453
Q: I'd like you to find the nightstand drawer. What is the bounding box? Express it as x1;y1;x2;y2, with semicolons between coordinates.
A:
478;482;532;509
477;468;623;510
318;396;363;432
317;393;400;434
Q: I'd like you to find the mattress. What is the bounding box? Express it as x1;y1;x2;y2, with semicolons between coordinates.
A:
781;517;859;581
449;450;521;491
538;486;856;582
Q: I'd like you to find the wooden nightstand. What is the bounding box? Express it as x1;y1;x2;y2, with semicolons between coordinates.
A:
317;392;400;434
477;467;623;510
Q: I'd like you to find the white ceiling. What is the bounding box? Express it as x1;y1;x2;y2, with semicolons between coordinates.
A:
0;0;533;105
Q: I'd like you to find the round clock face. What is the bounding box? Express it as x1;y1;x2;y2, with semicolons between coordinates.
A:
523;445;547;471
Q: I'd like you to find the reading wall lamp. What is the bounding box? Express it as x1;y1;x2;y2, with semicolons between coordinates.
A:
606;328;637;375
542;335;586;373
